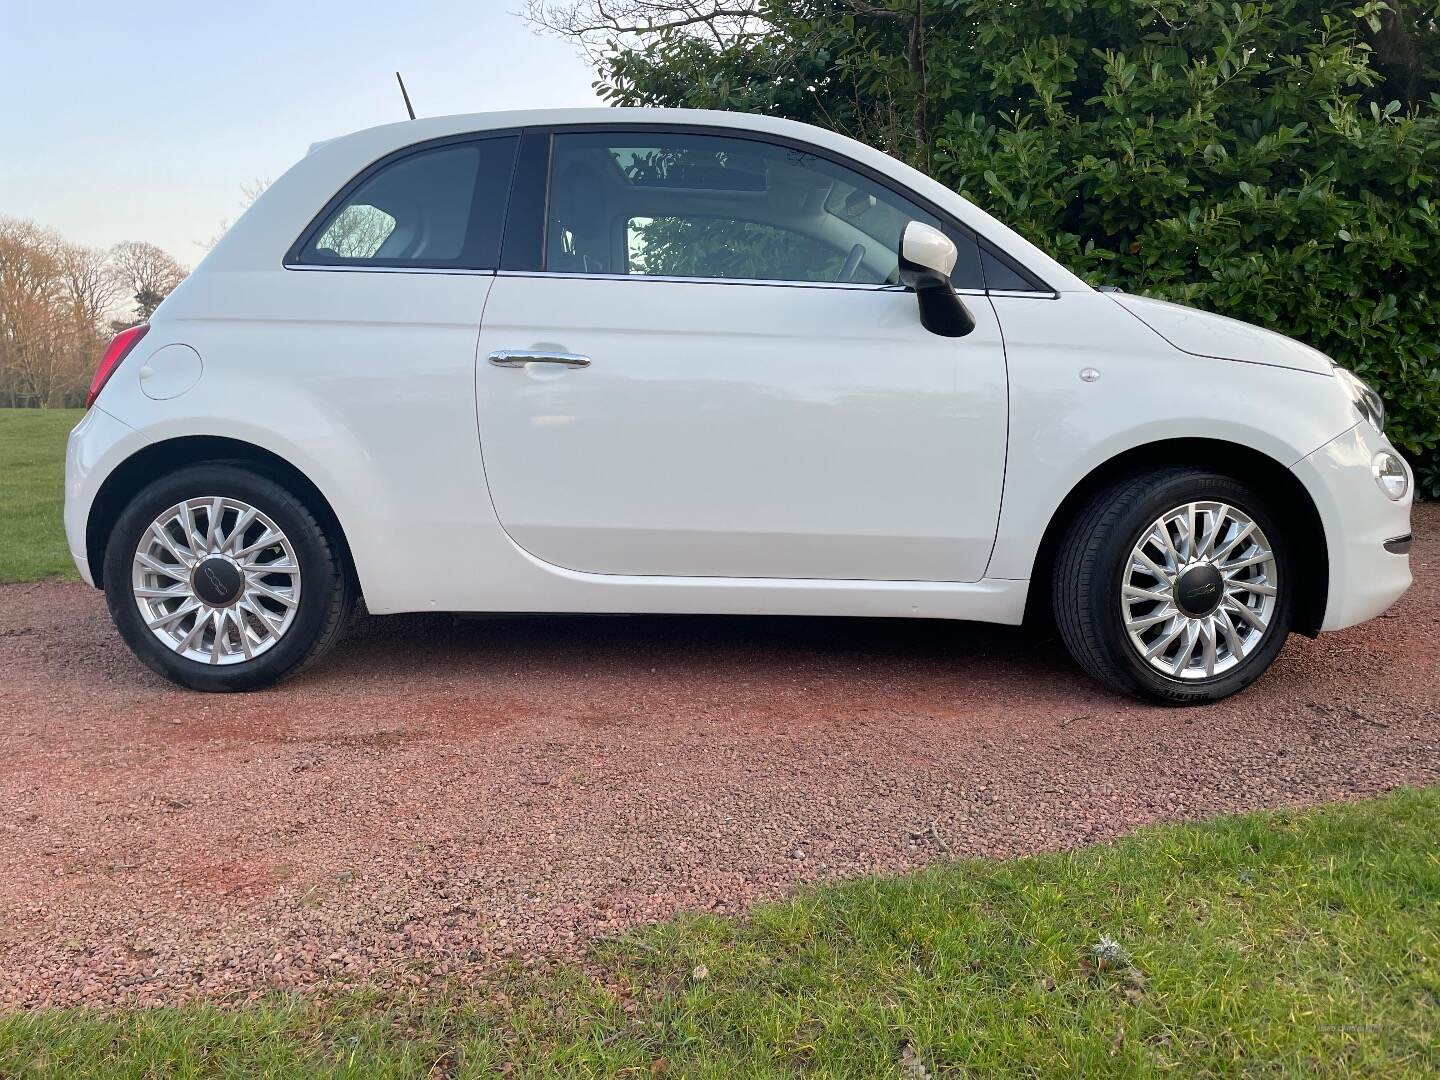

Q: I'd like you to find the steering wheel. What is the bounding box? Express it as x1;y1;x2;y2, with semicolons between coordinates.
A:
837;243;866;283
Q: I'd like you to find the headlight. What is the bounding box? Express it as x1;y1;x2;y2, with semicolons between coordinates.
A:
1336;368;1385;432
1372;451;1410;501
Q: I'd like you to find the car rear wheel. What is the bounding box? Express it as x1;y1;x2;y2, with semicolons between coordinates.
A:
103;463;354;692
1052;467;1294;704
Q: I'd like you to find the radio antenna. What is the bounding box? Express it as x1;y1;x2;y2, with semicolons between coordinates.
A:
395;72;416;120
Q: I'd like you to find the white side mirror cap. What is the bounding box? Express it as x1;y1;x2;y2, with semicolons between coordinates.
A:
901;221;958;278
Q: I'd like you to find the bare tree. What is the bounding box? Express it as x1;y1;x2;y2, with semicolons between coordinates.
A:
526;0;933;161
0;219;180;406
0;219;68;406
315;204;398;259
202;178;271;252
57;241;123;332
110;240;187;325
52;241;118;400
525;1;772;60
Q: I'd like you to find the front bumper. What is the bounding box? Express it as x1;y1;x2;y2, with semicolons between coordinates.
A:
1290;422;1413;631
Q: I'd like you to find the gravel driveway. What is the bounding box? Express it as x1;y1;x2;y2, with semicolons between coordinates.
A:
2;505;1436;1007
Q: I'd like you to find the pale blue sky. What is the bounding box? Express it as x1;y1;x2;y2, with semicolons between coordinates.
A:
1;2;600;263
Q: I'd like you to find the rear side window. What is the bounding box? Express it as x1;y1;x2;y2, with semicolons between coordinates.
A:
292;135;519;269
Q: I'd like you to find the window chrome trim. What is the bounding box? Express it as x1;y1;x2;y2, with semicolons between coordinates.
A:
498;269;888;291
987;288;1061;300
495;269;990;296
284;264;498;277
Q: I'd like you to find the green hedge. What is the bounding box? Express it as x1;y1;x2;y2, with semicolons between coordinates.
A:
600;0;1440;495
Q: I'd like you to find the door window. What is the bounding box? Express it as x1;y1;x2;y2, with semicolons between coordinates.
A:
546;131;984;287
293;135;519;269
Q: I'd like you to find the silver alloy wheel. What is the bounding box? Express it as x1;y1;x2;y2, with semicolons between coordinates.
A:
131;496;301;665
1119;501;1278;680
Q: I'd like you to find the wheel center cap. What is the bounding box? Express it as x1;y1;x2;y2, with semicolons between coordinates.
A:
1173;564;1224;617
192;556;244;607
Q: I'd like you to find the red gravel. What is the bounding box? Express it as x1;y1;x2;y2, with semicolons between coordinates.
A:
2;506;1436;1008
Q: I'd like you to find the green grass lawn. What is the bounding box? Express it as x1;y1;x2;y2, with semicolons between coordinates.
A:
0;408;82;583
2;788;1435;1078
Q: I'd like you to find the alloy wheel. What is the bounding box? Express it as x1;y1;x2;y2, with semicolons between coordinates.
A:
1119;500;1278;680
131;496;301;665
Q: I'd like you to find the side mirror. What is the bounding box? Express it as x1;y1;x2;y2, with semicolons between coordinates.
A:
898;221;976;338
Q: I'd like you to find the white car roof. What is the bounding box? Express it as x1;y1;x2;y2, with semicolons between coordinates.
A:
202;107;1088;291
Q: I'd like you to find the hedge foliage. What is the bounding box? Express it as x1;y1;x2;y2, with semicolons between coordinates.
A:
599;1;1440;494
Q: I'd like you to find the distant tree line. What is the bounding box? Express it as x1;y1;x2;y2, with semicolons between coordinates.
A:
0;218;185;407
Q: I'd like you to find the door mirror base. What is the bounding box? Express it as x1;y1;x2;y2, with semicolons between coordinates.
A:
910;279;977;338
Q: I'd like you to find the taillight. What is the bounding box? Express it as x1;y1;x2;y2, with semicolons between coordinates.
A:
85;324;150;410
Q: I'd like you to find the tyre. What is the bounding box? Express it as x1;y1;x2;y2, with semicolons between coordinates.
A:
1052;467;1294;704
103;463;354;692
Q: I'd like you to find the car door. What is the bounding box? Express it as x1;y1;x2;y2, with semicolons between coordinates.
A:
474;126;1008;583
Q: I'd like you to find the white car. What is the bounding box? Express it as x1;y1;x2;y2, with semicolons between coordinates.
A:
65;108;1413;702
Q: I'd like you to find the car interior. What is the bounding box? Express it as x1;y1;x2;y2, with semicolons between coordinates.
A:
544;133;933;285
310;143;484;263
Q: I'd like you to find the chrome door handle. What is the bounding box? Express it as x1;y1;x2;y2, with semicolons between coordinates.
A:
488;350;591;368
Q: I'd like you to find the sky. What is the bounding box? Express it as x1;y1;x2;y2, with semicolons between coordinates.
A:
0;2;601;265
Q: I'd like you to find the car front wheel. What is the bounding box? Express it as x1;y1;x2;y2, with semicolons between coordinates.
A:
103;463;354;692
1053;467;1294;704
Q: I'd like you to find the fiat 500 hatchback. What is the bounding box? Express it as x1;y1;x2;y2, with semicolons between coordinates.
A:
65;108;1414;702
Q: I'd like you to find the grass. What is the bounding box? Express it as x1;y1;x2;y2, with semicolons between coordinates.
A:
0;408;82;583
2;787;1436;1078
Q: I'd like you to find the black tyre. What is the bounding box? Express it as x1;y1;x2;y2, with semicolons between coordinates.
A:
1052;467;1294;704
103;463;354;692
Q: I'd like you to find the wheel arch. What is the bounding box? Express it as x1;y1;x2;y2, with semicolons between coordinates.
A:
85;436;357;593
1022;437;1327;636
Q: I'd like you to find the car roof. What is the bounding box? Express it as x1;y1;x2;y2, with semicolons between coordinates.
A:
308;107;861;156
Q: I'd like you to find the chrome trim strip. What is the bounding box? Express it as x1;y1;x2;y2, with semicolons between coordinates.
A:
284;264;498;276
497;270;892;291
987;288;1062;300
494;270;990;297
